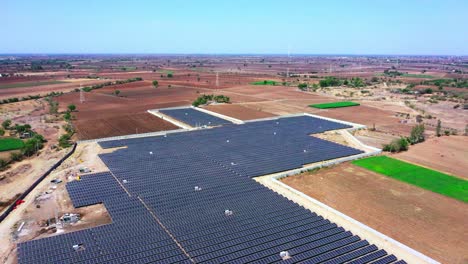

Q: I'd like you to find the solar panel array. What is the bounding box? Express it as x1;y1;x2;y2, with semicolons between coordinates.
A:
159;108;232;127
17;116;406;264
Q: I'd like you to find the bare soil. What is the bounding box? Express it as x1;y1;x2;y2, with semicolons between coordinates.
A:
282;163;468;264
394;136;468;179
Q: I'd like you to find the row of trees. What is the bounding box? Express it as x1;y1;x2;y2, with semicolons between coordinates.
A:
383;124;425;153
318;77;365;88
0;91;63;105
80;77;143;93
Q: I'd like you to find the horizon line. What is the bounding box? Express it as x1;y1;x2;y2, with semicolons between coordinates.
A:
0;53;467;57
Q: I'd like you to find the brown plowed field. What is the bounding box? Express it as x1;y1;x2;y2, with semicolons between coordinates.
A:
55;83;198;139
394;136;468;179
96;70;270;89
282;163;468;264
0;79;108;100
73;113;178;139
317;105;413;136
203;104;277;120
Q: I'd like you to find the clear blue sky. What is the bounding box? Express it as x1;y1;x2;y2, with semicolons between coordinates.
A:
3;0;467;55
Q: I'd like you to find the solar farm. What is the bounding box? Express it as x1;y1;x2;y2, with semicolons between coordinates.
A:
15;114;409;264
159;108;233;127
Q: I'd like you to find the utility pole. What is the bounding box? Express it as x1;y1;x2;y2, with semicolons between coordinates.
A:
79;84;85;103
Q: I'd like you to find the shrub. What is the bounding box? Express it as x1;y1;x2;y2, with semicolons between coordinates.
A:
383;137;409;153
408;124;425;144
10;152;23;162
59;133;72;148
2;119;12;129
319;77;343;87
0;159;8;170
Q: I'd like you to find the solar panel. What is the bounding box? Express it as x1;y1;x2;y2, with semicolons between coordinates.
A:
160;108;232;127
17;116;405;264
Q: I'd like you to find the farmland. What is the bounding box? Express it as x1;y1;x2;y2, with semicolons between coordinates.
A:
282;162;468;264
0;54;466;264
251;80;278;85
310;101;360;109
0;138;24;152
352;156;468;202
0;81;67;89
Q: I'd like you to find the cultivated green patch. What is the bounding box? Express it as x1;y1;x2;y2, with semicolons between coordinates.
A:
251;80;278;85
401;73;435;79
309;101;360;109
0;81;68;89
0;138;24;152
352;156;468;202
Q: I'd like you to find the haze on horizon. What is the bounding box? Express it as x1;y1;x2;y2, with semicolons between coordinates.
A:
3;0;468;55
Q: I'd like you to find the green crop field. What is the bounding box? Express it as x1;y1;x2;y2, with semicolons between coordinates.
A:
309;101;360;109
0;138;24;152
251;80;277;85
0;81;67;89
352;156;468;202
401;73;435;79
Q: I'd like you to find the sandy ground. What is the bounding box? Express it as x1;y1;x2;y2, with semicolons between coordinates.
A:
353;130;399;148
281;163;468;264
394;136;468;179
0;142;112;264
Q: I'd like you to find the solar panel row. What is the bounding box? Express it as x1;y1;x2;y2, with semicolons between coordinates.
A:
160;108;231;127
17;116;406;264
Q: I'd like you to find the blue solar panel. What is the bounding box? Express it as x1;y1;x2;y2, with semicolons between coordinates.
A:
17;115;404;264
160;108;231;127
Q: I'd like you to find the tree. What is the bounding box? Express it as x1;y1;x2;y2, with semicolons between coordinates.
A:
436;120;442;137
2;119;11;129
0;128;4;136
408;124;425;144
21;135;45;156
14;124;31;133
114;90;121;96
297;83;308;91
67;104;76;112
152;80;159;88
64;112;72;121
167;73;173;78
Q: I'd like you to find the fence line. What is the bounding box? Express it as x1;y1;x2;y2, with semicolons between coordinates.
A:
0;143;77;223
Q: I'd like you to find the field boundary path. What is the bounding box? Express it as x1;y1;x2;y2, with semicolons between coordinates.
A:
77;128;188;144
